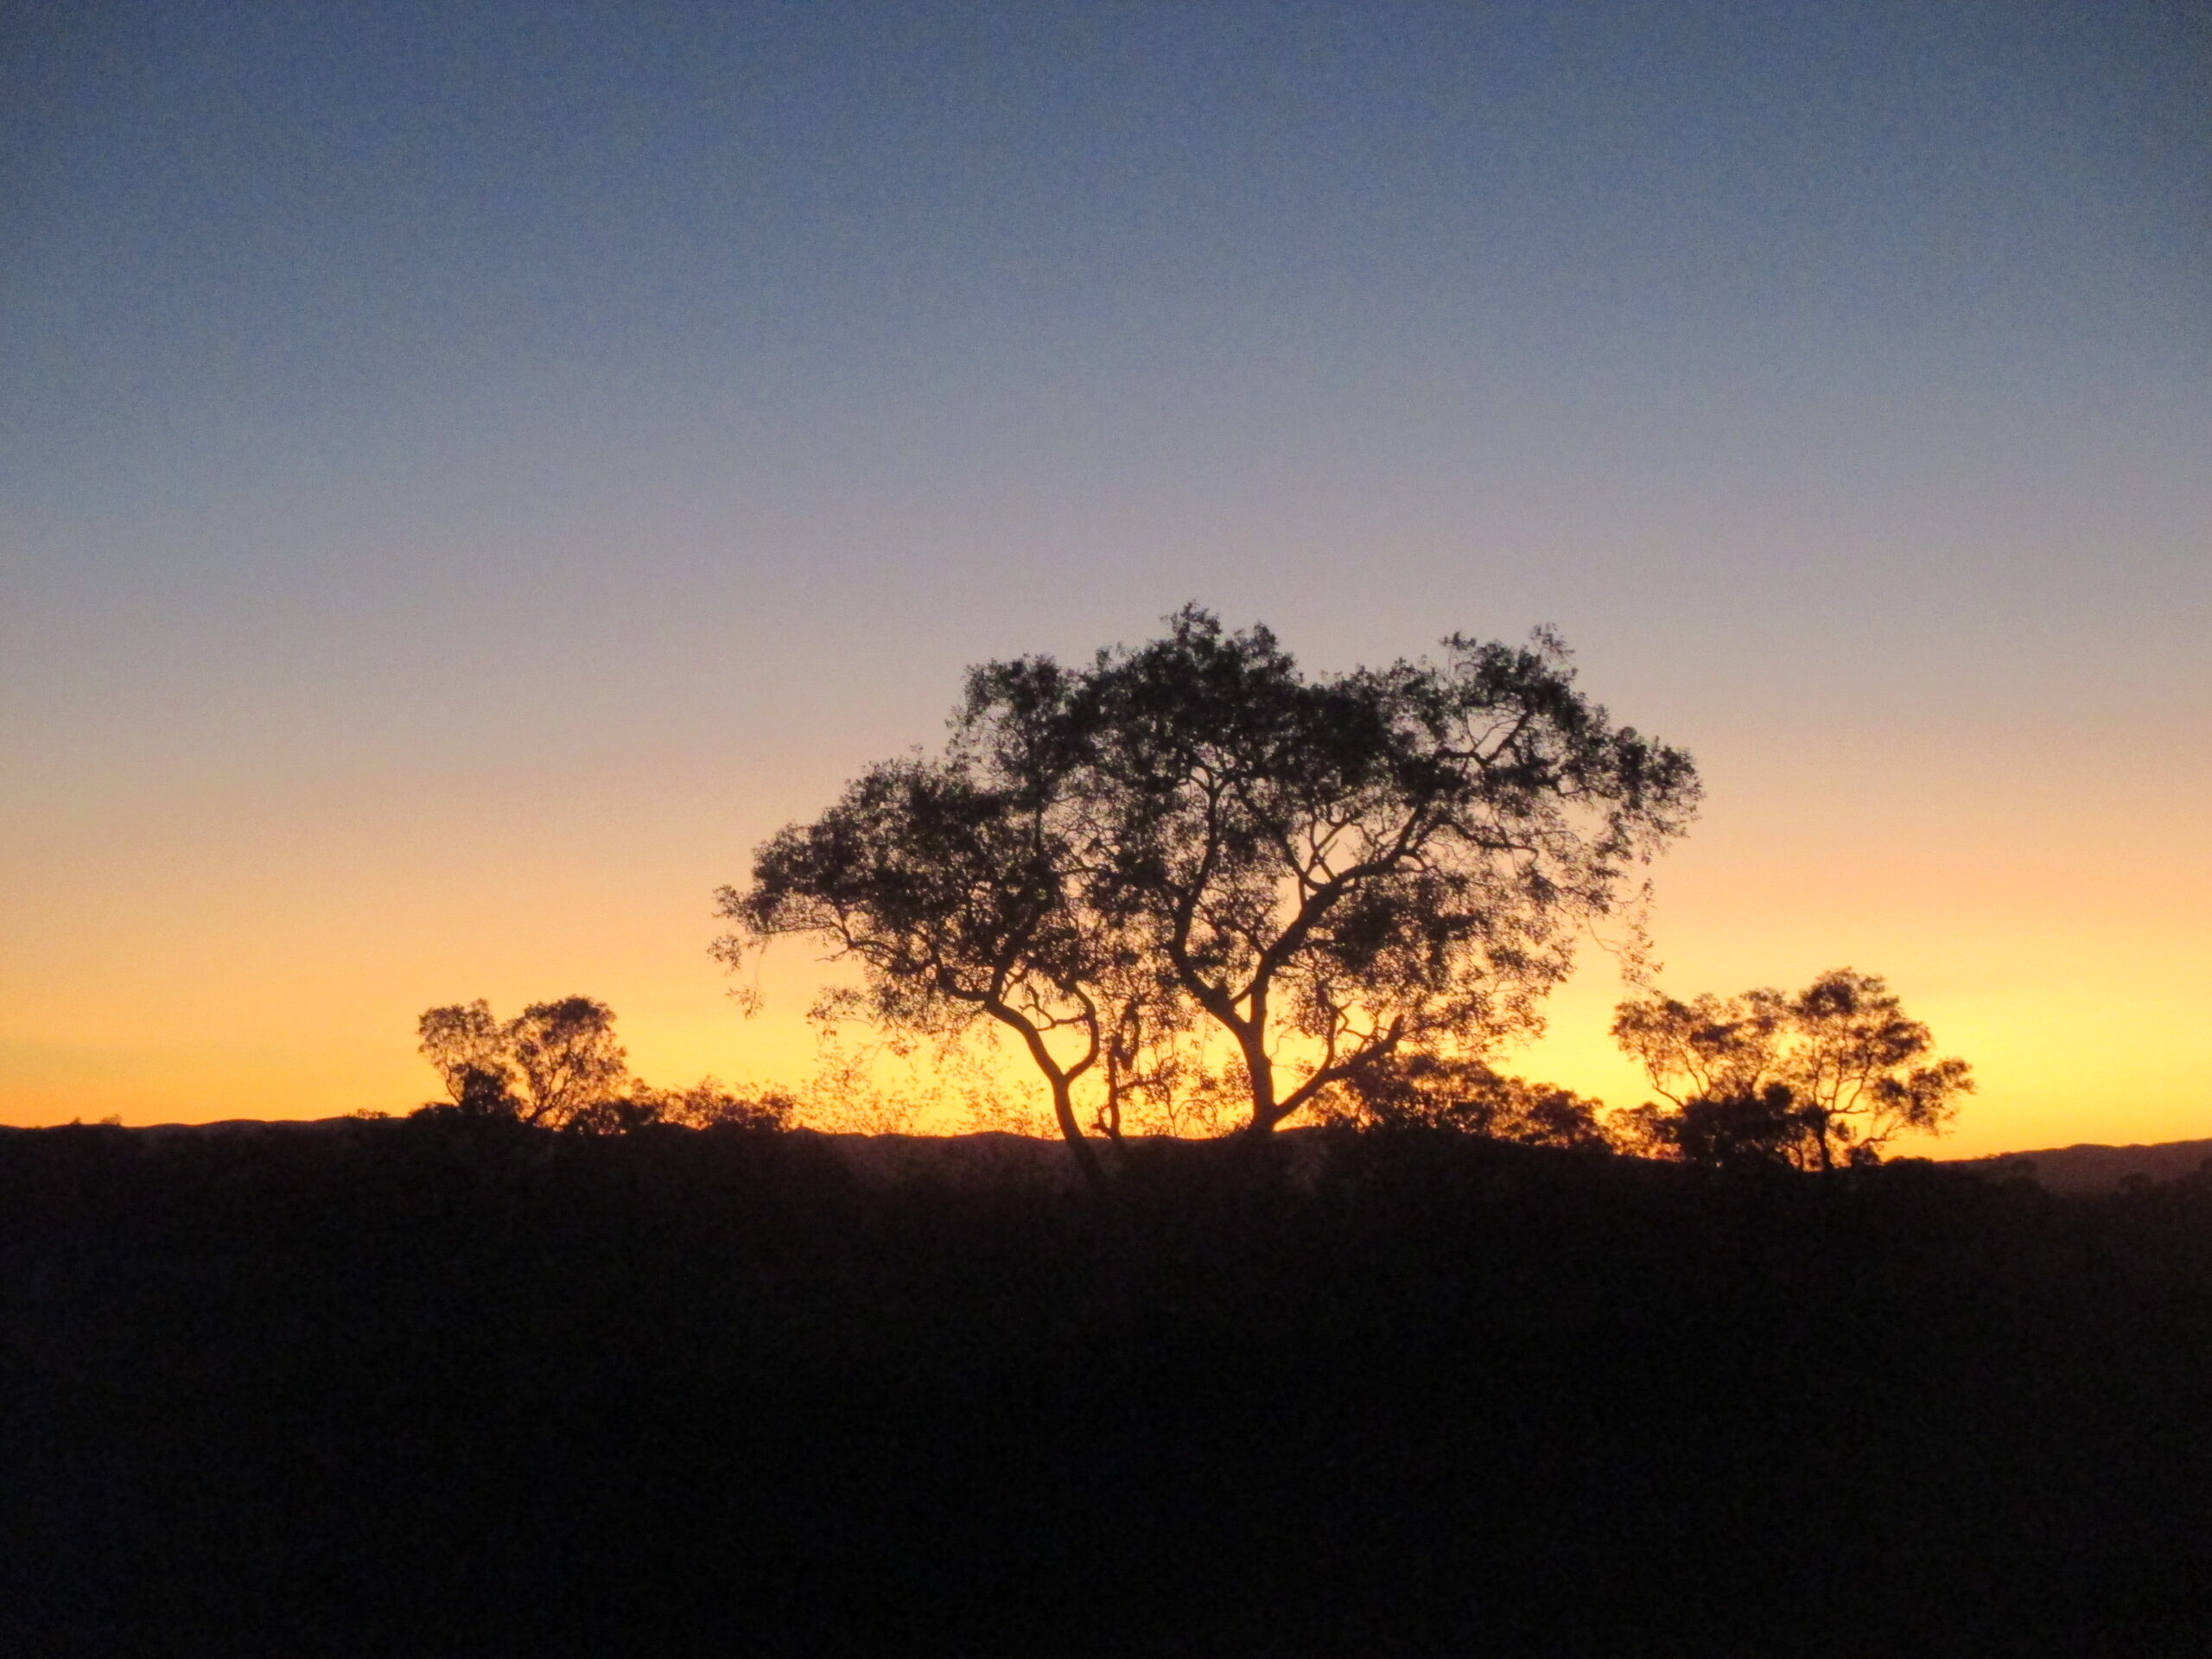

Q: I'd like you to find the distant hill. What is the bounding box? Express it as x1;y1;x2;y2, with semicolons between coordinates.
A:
29;1117;1274;1192
18;1116;2212;1198
1951;1136;2212;1195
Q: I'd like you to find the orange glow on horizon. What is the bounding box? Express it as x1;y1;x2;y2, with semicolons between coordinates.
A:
4;695;2205;1159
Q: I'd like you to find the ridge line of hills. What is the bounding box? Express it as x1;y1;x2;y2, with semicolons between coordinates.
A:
9;1116;2208;1196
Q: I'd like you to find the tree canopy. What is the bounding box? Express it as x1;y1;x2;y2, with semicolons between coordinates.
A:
719;739;1121;1185
719;608;1699;1169
418;995;626;1127
1058;608;1699;1135
416;996;786;1135
1612;968;1974;1169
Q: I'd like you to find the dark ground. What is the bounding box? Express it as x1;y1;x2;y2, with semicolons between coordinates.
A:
3;1120;2209;1656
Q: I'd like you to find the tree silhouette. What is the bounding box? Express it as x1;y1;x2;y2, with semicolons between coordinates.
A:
719;738;1125;1186
720;609;1698;1156
505;996;628;1125
1612;969;1974;1169
1332;1052;1613;1149
417;1000;515;1109
416;995;629;1128
569;1077;797;1135
1620;1083;1814;1170
1063;608;1699;1135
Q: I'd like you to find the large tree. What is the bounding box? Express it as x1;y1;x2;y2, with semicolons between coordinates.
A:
721;610;1698;1155
1053;608;1699;1135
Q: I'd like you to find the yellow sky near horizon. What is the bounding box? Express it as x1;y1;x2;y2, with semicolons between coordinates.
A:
5;717;2205;1159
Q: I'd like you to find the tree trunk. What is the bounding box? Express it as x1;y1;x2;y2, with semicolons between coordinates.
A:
988;1002;1108;1192
1050;1074;1108;1191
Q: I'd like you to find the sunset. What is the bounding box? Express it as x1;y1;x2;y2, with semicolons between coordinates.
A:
5;3;2208;1650
10;2;2205;1154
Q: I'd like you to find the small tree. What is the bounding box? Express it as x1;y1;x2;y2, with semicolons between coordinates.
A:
415;995;630;1129
569;1077;797;1136
417;1000;516;1109
1613;1084;1815;1171
1333;1052;1613;1151
664;1079;798;1132
1610;988;1789;1106
1612;969;1973;1170
505;995;628;1126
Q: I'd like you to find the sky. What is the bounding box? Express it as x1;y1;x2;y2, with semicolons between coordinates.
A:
4;1;2206;1155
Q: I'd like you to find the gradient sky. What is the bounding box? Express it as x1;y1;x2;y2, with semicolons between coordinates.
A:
5;2;2207;1154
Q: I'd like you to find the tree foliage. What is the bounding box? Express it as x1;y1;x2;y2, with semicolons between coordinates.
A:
416;997;787;1136
569;1078;798;1137
416;1000;516;1112
416;995;627;1129
1330;1052;1613;1150
719;609;1699;1164
1612;969;1974;1169
1059;608;1699;1135
505;995;629;1126
717;711;1122;1184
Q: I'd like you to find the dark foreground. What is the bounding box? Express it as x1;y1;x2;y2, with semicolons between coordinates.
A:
4;1121;2209;1656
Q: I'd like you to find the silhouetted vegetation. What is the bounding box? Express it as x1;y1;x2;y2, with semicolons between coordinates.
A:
1328;1051;1615;1149
713;617;1981;1181
415;995;792;1133
721;609;1698;1179
4;1120;2209;1654
1612;969;1974;1170
418;995;628;1125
